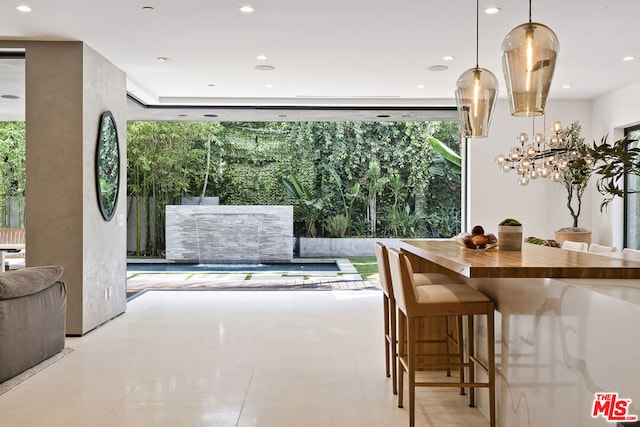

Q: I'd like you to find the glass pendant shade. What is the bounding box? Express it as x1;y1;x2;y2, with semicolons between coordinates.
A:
455;67;499;138
501;22;559;117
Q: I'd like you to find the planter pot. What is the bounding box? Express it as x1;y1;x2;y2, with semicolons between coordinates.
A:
554;229;592;247
498;225;523;251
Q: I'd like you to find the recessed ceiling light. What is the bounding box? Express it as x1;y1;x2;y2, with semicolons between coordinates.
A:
203;114;218;118
208;84;216;87
239;5;254;13
266;84;274;88
142;6;155;11
443;56;455;61
623;56;635;61
157;57;170;62
417;84;426;89
485;7;501;14
256;54;267;61
16;5;32;12
428;65;448;72
1;95;20;99
254;65;276;71
562;84;572;89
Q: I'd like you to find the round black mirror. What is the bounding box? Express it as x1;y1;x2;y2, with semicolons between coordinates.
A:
96;111;120;221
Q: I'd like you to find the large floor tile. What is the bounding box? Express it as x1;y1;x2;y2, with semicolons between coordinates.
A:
0;290;489;426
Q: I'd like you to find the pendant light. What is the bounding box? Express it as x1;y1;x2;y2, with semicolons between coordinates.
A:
502;0;559;117
455;0;498;138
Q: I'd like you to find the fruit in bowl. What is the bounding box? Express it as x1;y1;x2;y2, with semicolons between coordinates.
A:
455;226;498;250
471;225;485;236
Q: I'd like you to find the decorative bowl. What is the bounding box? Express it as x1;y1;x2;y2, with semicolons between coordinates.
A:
455;232;498;250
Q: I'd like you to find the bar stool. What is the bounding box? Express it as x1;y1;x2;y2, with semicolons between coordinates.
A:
387;247;496;427
375;242;457;395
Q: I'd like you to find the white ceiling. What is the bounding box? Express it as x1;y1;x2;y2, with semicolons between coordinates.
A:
1;0;639;121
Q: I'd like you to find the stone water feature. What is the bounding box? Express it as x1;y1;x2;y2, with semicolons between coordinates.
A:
165;205;293;263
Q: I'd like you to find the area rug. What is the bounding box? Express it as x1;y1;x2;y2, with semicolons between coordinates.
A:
0;348;74;396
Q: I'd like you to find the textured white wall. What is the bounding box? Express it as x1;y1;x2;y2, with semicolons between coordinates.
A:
15;40;127;335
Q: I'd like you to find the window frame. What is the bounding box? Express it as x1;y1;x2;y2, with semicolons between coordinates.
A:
623;124;640;249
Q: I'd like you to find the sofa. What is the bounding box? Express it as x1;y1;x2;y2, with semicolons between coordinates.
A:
0;265;67;383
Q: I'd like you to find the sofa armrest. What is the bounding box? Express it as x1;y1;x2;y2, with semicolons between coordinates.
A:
0;265;64;299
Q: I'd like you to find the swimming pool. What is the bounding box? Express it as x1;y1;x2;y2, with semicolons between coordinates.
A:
126;262;339;273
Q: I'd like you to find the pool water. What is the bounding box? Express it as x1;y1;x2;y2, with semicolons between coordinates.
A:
126;262;339;273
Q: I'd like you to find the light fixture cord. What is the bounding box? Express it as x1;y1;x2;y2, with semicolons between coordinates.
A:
475;0;479;67
532;116;535;136
529;0;532;22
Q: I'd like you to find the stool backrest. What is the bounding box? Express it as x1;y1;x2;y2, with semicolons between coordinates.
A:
562;240;588;252
589;243;616;253
374;242;393;297
387;247;417;314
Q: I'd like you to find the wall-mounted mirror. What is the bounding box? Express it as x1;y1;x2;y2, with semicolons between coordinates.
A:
96;111;120;221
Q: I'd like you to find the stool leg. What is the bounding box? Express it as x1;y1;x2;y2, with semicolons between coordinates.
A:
390;296;398;395
397;308;406;409
487;305;496;427
457;315;465;395
408;315;416;427
383;294;391;379
445;316;451;377
467;315;475;407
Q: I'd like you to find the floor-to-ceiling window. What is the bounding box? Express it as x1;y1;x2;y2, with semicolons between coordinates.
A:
624;125;640;249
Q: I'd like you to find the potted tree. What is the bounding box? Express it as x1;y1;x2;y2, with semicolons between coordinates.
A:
553;121;594;246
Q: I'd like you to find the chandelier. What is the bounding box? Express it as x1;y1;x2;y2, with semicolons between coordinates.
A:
495;120;594;186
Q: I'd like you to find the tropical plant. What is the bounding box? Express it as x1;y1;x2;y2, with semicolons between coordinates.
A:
281;172;324;237
385;204;419;237
325;213;350;237
422;206;461;238
588;134;640;210
324;164;360;225
362;160;388;237
428;136;462;168
422;135;462;237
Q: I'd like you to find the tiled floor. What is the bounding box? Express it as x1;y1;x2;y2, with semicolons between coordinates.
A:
0;290;489;426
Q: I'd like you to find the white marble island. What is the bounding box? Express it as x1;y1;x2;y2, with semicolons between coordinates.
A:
400;240;640;427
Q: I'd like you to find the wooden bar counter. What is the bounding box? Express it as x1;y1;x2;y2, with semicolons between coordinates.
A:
400;239;640;427
400;239;640;280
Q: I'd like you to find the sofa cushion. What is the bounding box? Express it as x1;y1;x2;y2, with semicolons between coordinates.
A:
0;265;64;299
